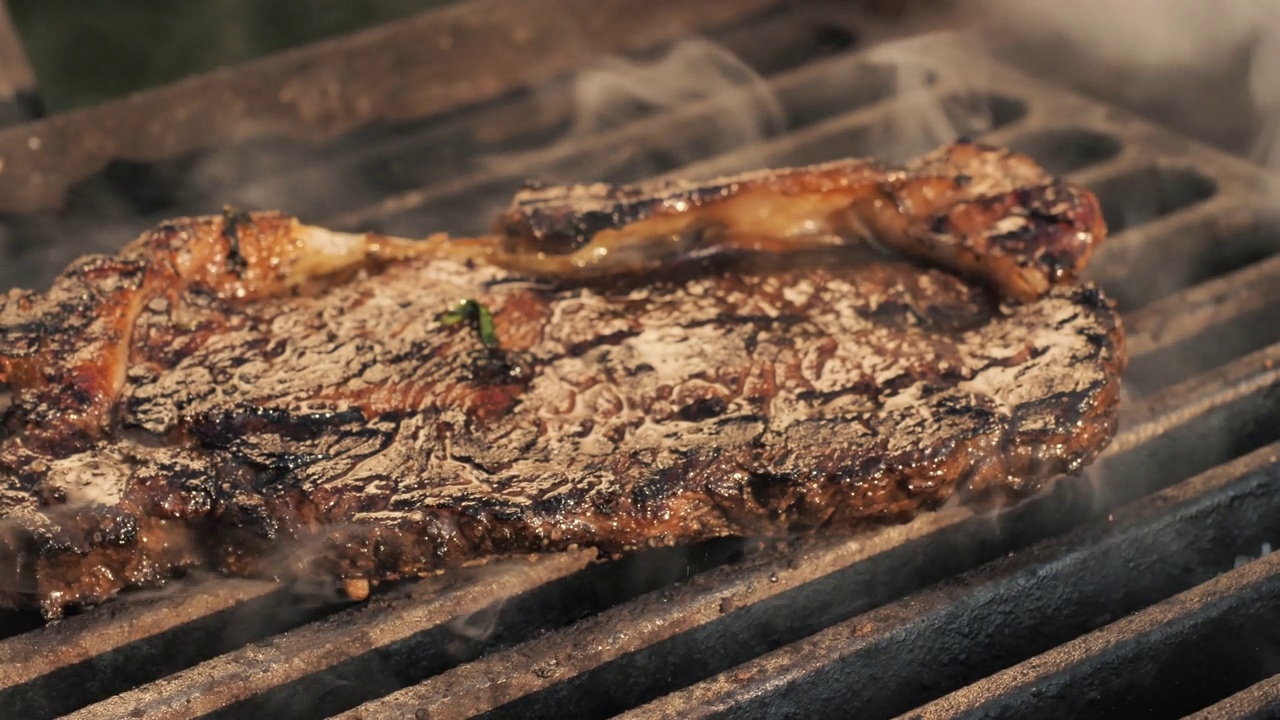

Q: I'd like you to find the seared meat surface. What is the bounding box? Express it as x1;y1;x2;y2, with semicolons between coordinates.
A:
0;143;1124;618
495;140;1104;302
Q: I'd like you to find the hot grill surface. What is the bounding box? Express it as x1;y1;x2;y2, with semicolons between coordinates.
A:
1;3;1280;719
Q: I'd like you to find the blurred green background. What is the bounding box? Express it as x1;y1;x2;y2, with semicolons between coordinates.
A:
8;0;451;112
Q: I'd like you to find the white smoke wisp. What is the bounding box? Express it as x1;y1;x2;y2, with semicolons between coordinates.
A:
860;41;995;165
1247;28;1280;173
445;598;505;644
984;1;1257;70
481;37;787;182
977;1;1280;187
569;38;785;141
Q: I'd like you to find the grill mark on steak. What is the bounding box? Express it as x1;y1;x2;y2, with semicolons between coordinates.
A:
0;144;1124;619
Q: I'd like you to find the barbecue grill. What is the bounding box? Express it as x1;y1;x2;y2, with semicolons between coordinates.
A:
2;2;1280;718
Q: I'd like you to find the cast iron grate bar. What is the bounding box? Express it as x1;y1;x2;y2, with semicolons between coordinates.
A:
1123;251;1280;392
49;542;759;720
8;552;590;720
1124;252;1280;361
897;552;1280;720
0;577;281;714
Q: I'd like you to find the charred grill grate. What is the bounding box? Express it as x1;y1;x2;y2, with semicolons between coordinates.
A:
2;3;1280;719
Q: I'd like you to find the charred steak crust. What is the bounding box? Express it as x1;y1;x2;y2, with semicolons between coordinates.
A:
0;146;1125;619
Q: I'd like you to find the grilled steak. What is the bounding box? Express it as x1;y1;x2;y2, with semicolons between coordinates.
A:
0;142;1125;618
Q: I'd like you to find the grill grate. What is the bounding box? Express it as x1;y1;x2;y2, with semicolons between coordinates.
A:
2;7;1280;719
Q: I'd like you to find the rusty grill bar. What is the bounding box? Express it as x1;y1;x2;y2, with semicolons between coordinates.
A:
1;4;1280;719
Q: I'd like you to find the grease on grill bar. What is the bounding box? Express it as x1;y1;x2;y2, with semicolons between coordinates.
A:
1;9;1280;720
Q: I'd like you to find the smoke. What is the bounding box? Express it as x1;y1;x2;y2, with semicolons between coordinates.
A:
478;37;787;185
561;38;785;155
985;2;1260;68
862;42;994;164
978;0;1280;174
444;597;506;655
1248;29;1280;169
1235;541;1274;570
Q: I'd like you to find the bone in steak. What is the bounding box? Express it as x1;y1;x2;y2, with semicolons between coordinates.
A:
0;142;1125;618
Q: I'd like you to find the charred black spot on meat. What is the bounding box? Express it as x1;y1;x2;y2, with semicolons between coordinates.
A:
566;329;642;358
1039;250;1071;280
465;348;534;386
190;406;366;449
220;206;252;274
745;472;797;521
678;397;728;422
498;208;617;255
880;181;910;216
1075;284;1111;310
715;413;766;428
867;299;935;329
629;475;674;512
498;180;726;255
1081;328;1114;353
